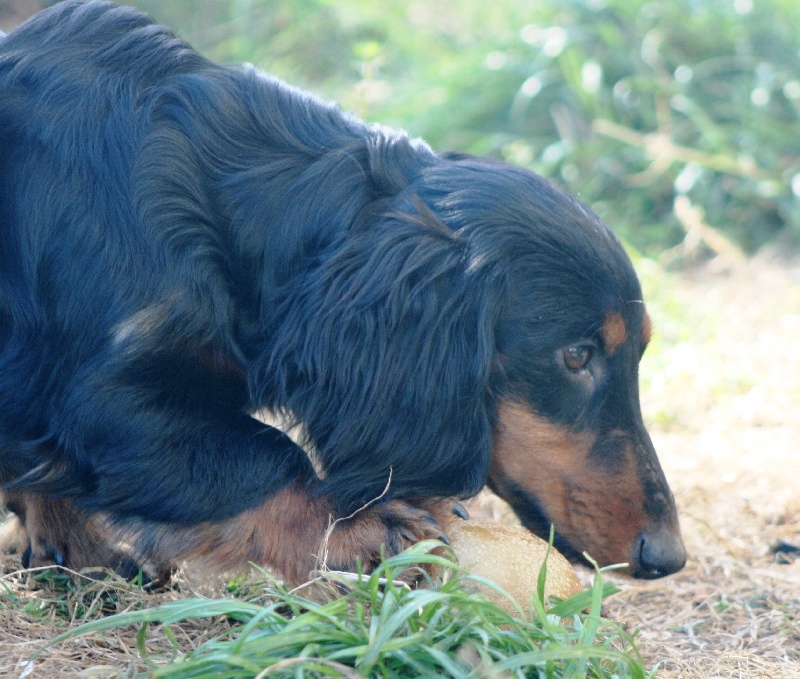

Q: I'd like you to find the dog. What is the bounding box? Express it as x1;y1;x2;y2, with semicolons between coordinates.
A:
0;0;685;584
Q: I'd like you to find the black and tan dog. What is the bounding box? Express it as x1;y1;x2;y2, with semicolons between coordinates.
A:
0;1;685;583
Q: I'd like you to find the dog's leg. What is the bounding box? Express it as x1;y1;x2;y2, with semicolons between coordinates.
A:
135;485;458;584
2;491;144;579
10;349;461;581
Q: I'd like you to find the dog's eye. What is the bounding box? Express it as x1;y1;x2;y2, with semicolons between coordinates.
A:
564;345;592;371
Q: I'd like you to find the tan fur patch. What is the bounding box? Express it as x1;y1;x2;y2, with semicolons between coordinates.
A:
150;487;452;584
600;311;627;355
0;513;27;554
154;486;333;583
490;401;649;569
642;309;652;347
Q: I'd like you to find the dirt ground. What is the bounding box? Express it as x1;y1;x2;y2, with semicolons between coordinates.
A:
1;257;799;678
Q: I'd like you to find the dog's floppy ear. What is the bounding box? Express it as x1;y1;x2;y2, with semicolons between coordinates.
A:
255;198;504;511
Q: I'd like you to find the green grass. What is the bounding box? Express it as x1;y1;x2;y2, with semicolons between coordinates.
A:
40;541;652;679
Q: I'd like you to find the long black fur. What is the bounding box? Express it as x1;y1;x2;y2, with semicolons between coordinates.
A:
0;2;642;527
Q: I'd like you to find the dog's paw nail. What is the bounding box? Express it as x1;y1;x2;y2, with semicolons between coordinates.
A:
21;544;32;568
52;548;65;566
452;502;469;520
438;534;451;546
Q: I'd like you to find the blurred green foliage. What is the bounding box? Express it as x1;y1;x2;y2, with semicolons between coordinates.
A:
130;0;800;254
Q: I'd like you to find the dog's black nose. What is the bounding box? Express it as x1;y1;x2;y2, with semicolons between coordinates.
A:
633;524;686;579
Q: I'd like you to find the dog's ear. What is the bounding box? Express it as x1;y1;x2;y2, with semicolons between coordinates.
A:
255;201;505;511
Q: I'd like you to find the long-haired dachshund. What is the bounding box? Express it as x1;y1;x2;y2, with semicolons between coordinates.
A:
0;1;685;583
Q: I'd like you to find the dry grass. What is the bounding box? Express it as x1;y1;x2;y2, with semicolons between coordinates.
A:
1;257;799;677
0;565;241;677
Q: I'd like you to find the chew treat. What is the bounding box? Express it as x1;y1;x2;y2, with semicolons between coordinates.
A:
448;520;581;610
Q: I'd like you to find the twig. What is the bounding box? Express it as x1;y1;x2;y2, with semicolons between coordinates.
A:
315;468;393;573
592;118;774;182
660;195;746;267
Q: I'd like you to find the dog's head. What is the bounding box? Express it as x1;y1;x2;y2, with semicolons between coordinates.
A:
420;157;686;578
269;144;685;578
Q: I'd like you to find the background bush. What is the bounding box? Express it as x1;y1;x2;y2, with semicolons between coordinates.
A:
119;0;800;254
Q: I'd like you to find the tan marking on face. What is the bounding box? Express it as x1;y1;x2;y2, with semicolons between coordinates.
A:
600;311;627;355
490;401;649;568
642;309;652;347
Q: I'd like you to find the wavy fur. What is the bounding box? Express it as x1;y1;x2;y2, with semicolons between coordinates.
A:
0;1;685;579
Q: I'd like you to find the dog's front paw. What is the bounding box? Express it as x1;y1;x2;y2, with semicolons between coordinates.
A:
322;499;452;576
6;492;152;582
